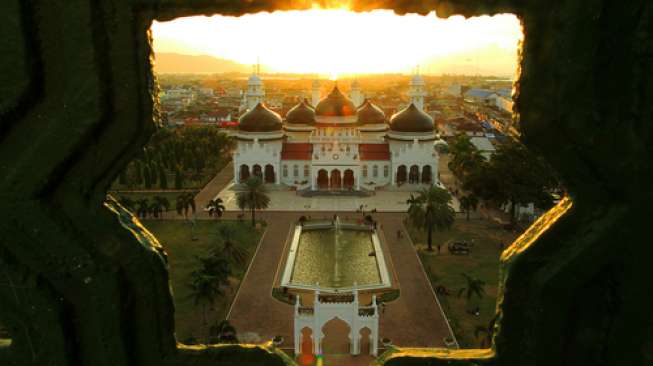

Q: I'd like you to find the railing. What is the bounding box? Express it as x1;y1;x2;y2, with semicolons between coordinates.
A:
297;307;314;315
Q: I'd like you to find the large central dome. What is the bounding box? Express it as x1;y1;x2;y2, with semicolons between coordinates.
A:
315;86;357;117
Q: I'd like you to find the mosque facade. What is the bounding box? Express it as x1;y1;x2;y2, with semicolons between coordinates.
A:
233;72;442;192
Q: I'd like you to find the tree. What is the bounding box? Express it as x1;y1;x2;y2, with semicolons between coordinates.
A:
174;167;183;189
467;139;558;224
153;196;170;218
148;200;162;219
213;225;249;267
474;314;498;348
406;186;455;253
457;273;486;303
143;164;152;189
135;198;150;218
448;134;486;179
236;177;270;227
459;195;479;221
206;198;225;219
176;193;196;220
188;254;231;333
159;165;168;189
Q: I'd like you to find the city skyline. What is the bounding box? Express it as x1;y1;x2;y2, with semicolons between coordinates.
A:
152;9;522;77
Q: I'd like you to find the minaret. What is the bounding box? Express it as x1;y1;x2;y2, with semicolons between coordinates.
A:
311;79;321;107
245;59;265;110
350;79;364;107
408;66;427;111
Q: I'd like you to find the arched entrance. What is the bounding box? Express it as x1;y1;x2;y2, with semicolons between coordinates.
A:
409;165;419;184
330;170;342;190
359;327;371;356
343;169;355;190
317;169;329;190
298;327;315;365
252;164;263;179
239;165;250;182
321;317;350;354
421;165;432;184
396;165;407;185
264;164;275;183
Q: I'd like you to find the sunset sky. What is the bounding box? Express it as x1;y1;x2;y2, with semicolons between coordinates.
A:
151;10;521;77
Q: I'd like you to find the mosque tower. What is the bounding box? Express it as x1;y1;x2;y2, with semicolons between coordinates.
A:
349;79;364;107
245;60;265;111
408;66;427;111
311;79;321;107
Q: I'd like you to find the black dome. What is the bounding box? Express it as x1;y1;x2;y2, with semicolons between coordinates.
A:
315;86;357;117
357;99;386;124
389;103;434;132
285;99;316;124
238;103;282;132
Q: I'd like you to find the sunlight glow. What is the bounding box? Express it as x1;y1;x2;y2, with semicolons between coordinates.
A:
151;10;521;76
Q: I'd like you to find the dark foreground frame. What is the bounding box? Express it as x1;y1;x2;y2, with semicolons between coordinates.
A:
0;1;651;365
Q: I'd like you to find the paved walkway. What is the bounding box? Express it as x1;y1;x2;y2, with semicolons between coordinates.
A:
216;183;460;212
377;214;453;347
194;161;234;210
226;211;454;357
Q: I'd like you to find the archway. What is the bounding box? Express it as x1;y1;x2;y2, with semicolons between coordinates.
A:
317;169;329;190
330;169;342;190
239;164;250;182
264;164;275;183
396;165;407;185
421;165;432;184
343;169;355;190
298;327;315;365
409;165;419;184
252;164;263;179
321;317;350;354
359;327;371;356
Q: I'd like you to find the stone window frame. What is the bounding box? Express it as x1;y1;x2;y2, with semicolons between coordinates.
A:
1;2;647;366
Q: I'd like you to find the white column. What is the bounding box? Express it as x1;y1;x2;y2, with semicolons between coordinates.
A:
275;164;280;184
234;164;239;184
327;170;331;190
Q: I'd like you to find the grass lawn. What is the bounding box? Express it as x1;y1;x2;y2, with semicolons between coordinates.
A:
142;219;265;343
406;218;518;348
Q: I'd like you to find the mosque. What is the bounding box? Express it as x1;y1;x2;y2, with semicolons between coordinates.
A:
233;70;441;192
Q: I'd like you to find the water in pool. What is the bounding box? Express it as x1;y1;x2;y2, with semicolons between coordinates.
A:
290;228;381;288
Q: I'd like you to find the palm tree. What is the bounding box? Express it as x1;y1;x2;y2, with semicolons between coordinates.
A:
474;314;498;348
153;195;170;218
149;200;162;219
206;198;225;219
135;198;150;219
459;195;479;221
209;320;239;344
406;186;455;252
188;271;223;328
457;273;486;302
176;192;196;220
214;225;249;268
236;177;270;227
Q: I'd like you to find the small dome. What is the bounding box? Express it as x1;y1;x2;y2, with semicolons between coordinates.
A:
286;99;316;124
315;86;357;117
357;99;386;124
239;103;282;132
389;103;434;132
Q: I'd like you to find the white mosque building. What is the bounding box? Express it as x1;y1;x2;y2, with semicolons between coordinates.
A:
233;71;441;192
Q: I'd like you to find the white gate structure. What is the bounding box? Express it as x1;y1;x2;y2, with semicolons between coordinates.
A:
293;289;379;356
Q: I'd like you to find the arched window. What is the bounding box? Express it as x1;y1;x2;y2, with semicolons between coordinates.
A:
362;165;368;178
293;165;299;177
373;165;378;177
282;165;288;177
383;165;389;177
304;165;309;177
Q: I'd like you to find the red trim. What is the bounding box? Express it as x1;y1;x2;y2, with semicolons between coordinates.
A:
281;143;313;160
359;144;390;160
